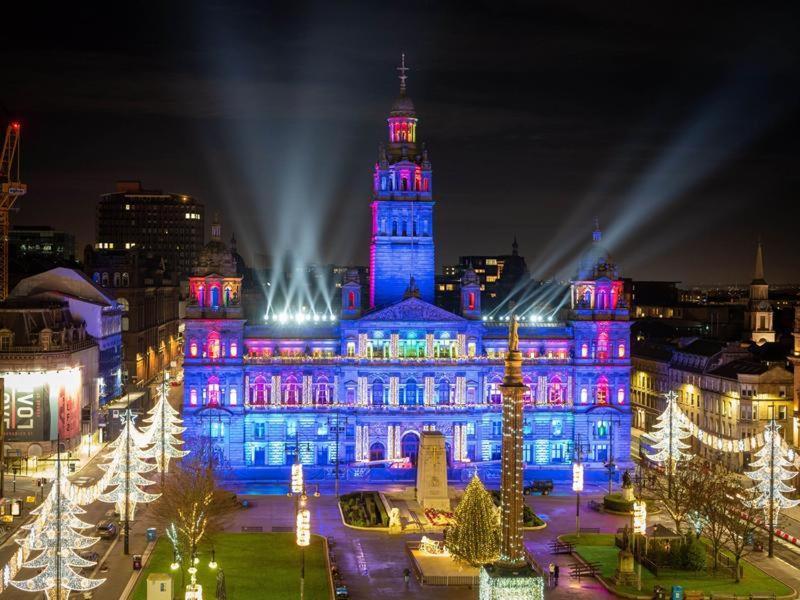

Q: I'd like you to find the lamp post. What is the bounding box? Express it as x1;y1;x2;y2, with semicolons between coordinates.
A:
633;499;647;592
572;453;584;536
296;493;310;600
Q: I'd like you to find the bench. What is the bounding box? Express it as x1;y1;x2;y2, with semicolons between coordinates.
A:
578;527;600;534
569;561;600;579
548;540;574;554
241;526;263;533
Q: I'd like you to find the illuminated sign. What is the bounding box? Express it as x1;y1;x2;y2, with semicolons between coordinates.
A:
2;370;81;442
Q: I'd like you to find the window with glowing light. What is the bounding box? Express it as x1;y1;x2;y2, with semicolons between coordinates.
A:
210;286;220;308
580;388;588;404
596;377;609;404
617;343;625;358
597;332;609;361
190;389;198;406
229;388;237;405
348;291;356;310
468;292;476;311
207;332;221;359
189;340;198;357
207;377;220;406
617;388;625;404
197;285;205;307
580;343;588;358
229;341;238;358
251;376;267;405
549;376;564;405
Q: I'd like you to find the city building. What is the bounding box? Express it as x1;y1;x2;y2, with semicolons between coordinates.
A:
631;338;795;470
0;296;101;466
84;248;181;388
9;226;76;261
95;180;205;281
182;66;632;481
8;268;123;405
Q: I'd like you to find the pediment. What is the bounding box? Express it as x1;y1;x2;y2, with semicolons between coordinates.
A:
360;297;465;323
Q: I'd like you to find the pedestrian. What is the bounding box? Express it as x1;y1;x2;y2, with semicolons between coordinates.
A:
554;564;559;587
548;562;555;587
403;568;410;586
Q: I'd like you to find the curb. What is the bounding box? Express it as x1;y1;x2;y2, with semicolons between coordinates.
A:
121;539;156;600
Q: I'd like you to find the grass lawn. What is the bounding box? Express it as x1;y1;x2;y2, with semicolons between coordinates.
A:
132;533;330;600
560;533;792;597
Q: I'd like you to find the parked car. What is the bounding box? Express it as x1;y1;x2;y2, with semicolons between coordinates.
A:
523;480;554;496
96;521;117;540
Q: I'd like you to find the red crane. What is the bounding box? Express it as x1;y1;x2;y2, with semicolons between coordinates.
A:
0;120;26;299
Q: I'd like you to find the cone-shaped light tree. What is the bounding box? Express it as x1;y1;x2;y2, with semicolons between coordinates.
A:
140;392;189;477
98;411;161;522
646;391;694;470
12;453;105;598
445;474;500;566
746;420;800;526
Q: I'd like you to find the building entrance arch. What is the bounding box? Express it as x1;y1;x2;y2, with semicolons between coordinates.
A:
369;442;386;462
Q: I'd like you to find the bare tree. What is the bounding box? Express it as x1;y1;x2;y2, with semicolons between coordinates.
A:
721;486;761;583
646;457;702;534
694;462;735;572
152;439;239;582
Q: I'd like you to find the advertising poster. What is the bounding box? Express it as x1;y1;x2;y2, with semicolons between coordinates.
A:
2;369;82;443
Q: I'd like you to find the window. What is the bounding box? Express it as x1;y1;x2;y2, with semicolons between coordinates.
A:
617;388;625;404
580;388;588;404
207;377;220;406
593;420;609;439
113;273;121;287
779;405;787;420
580;343;588;358
121;272;130;287
346;341;356;357
229;341;238;358
617;343;625;358
492;421;503;436
190;389;198;406
210;421;225;438
207;332;221;359
254;422;266;439
189;340;198;357
551;419;563;437
229;388;238;405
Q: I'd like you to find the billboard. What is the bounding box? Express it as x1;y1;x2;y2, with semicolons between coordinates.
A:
2;369;82;443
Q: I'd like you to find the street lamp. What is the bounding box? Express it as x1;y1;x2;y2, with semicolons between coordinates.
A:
291;462;304;495
633;499;647;591
296;494;310;600
572;459;584;536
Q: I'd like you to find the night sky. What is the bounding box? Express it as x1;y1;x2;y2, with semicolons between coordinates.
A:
3;1;799;284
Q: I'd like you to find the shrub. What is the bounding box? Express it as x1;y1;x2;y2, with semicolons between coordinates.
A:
684;538;706;571
603;493;633;513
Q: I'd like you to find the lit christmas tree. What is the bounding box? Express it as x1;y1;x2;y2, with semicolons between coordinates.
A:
140;392;188;476
446;474;500;566
746;421;799;526
98;411;161;522
646;390;693;471
12;454;105;599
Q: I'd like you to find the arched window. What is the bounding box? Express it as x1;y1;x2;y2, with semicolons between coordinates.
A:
596;377;609;405
437;379;451;405
402;220;408;236
207;377;220;406
207;332;221;359
372;379;384;406
468;292;476;311
488;378;503;404
617;388;625;404
121;272;130;287
597;290;607;310
617;343;625;358
316;378;330;405
101;272;109;287
229;341;238;358
224;286;232;306
284;376;299;405
404;379;418;405
92;272;101;284
252;375;267;405
189;389;198;406
580;388;588;404
549;376;564;405
210;286;220;308
189;340;198;357
348;291;356;310
580;343;588;358
229;387;238;405
113;272;121;287
197;285;205;307
597;332;609;361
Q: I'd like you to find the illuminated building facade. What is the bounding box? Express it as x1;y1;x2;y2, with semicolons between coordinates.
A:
182;66;632;480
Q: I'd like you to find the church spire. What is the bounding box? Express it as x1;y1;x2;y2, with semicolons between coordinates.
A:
753;240;765;283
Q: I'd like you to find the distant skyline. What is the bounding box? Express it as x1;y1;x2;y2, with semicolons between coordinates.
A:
3;1;799;285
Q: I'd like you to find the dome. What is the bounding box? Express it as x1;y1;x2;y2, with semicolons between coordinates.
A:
390;92;416;117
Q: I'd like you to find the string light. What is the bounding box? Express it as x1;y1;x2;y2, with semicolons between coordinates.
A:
746;421;800;526
646;391;693;470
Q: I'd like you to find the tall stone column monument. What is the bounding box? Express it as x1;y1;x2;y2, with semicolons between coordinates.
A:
479;318;544;599
416;431;450;510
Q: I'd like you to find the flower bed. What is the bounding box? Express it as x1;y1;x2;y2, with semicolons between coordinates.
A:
424;508;455;526
339;491;389;528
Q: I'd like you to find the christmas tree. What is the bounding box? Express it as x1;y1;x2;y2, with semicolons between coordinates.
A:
646;390;693;471
140;392;189;475
445;474;500;566
12;455;105;598
98;411;161;521
746;421;800;526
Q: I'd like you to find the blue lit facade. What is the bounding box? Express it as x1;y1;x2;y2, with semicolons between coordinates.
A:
183;76;632;481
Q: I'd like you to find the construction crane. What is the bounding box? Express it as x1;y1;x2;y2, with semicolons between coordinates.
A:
0;120;26;300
